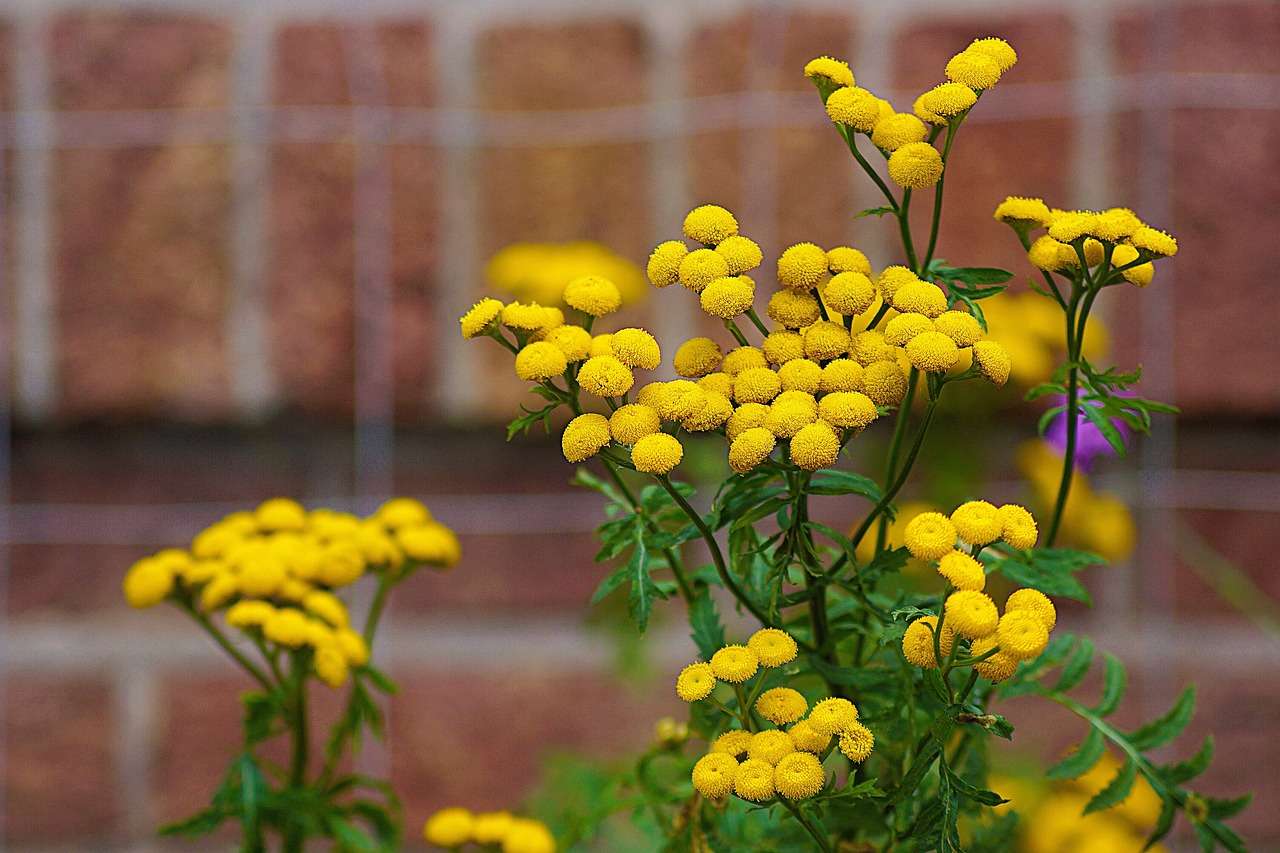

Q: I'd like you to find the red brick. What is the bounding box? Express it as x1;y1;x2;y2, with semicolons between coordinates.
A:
1173;3;1280;74
4;677;120;842
390;670;682;831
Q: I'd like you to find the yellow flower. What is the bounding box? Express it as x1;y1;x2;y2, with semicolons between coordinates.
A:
765;392;817;438
734;367;782;405
885;313;935;347
970;635;1019;683
375;497;431;530
609;404;661;446
807;697;858;736
748;628;799;666
424;808;475;848
789;421;840;470
514;341;568;381
679;248;730;292
734;759;776;801
997;503;1038;549
748;730;795;765
756;687;808;726
767;289;822;329
892;281;949;318
933;311;984;347
630;432;683;475
1006;587;1057;631
314;642;350;688
918;82;977;117
888;142;944;189
871;112;928;151
647;240;688;288
472;812;514;845
460;297;504;338
994;196;1053;228
608;327;661;371
951;500;1002;546
913;92;944;125
788;720;831;753
1026;234;1071;271
967;37;1018;72
263;607;311;647
1093;207;1144;242
1047;210;1097;244
710;644;759;682
876;266;919;305
817;391;877;429
396;522;461;569
654;380;708;421
200;572;239;611
682;390;733;432
762;330;805;365
945;50;1002;90
997;610;1051;660
721;345;768;375
777;242;830;290
502;300;554;331
256;498;307;533
700;275;756;318
123;557;174;608
972;340;1012;386
335;627;370;666
238;553;288;598
729;427;777;474
673;338;723;379
838;723;875;762
676;661;717;701
906;331;960;373
825;86;880;132
945;590;1000;639
826;247;871;277
902;615;955;668
803;321;852;362
503;818;557;853
561;413;612;463
820;359;864;393
774;752;826;800
823;271;877;316
691;752;738;799
725;403;770;442
683;204;739;246
716;235;764;274
588;333;614;357
543;325;592;362
697;372;734;398
577;354;634;397
302;590;349;629
563;274;622;316
778;359;823;394
1129;225;1177;258
713;729;753;757
1112;244;1154;287
804;56;855;89
904;512;958;561
226;599;276;629
937;550;986;591
861;361;910;407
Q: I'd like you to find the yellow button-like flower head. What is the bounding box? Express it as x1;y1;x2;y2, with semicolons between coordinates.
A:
683;204;739;246
997;503;1039;550
577;355;634;398
682;390;733;432
716;235;764;274
762;330;805;365
460;297;504;338
734;758;776;801
1047;210;1097;244
748;628;798;666
774;752;826;800
888;142;944;189
263;607;311;648
700;275;756;318
564;274;622;316
876;266;919;305
610;327;661;370
1112;244;1154;287
937;550;986;591
734;367;782;405
972;340;1012;386
777;242;830;290
678;248;730;293
996;610;1051;660
827;246;872;276
698;372;734;398
945;590;1000;639
713;729;752;757
818;391;878;429
302;590;349;629
789;421;840;470
691;752;738;799
256;498;308;533
862;361;910;406
994;196;1053;228
725;402;770;442
515;341;569;381
424;808;474;848
767;289;822;329
971;635;1020;683
824;271;877;316
396;522;461;569
314;642;350;688
722;345;768;375
892;280;949;318
1129;225;1178;258
871;112;928;151
919;82;977;118
807;697;858;736
472;812;514;845
951;500;1002;546
838;723;875;762
820;359;864;393
756;687;809;726
676;661;716;701
609;404;661;446
884;313;935;347
945;50;1002;90
803;321;853;362
226;599;276;630
123;557;175;609
933;311;984;347
778;358;823;394
1006;587;1057;631
967;37;1018;72
673;337;723;377
710;643;759;682
804;56;855;89
504;818;557;853
788;720;831;754
825;86;880;133
647;240;688;288
747;730;795;765
630;432;684;475
903;511;958;561
561;413;611;463
729;427;777;474
902;615;954;668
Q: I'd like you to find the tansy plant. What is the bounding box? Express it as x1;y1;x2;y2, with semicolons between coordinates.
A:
123;496;460;852
458;38;1249;853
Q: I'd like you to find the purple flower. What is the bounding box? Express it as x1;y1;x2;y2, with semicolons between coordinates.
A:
1045;395;1131;473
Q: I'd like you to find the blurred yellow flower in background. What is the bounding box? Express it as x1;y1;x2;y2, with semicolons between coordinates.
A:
486;241;647;307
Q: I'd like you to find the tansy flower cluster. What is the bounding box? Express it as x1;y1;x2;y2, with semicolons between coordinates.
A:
679;629;875;804
485;240;646;308
423;807;556;853
898;501;1057;682
995;197;1176;288
122;497;459;687
806;39;1015;190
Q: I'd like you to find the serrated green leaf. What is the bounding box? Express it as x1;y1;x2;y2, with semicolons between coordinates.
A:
1127;686;1195;752
1207;793;1253;820
853;205;895;220
935;265;1014;285
626;537;666;633
1083;758;1137;815
990;550;1094;604
591;562;633;605
1081;402;1129;458
864;546;909;581
689;591;725;660
505;402;557;440
1094;653;1127;716
893;742;942;804
1037;405;1068;437
1047;728;1107;779
942;762;1008;806
1054;637;1096;693
1144;797;1177;850
807;470;884;501
1164;734;1214;785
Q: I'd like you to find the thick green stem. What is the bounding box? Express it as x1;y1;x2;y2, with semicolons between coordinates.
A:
745;308;771;338
897;189;919;271
283;652;310;853
656;476;776;628
1046;279;1099;548
876;368;920;552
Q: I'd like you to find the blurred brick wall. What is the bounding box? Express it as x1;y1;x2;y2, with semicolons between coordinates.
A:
2;2;1279;850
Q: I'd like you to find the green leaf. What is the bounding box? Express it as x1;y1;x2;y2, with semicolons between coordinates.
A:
1164;734;1214;785
327;816;384;852
892;741;941;804
626;536;666;633
1047;728;1107;779
1126;686;1195;752
942;762;1008;807
1093;653;1127;716
1207;793;1253;820
236;754;266;843
934;265;1014;285
362;665;397;694
864;546;909;581
853;205;894;220
572;467;623;504
506;402;558;440
989;548;1096;604
591;562;632;605
1037;405;1068;437
1082;758;1137;815
1053;637;1095;693
241;690;284;746
689;591;725;660
1081;401;1129;458
1145;797;1177;850
937;768;964;853
807;470;884;501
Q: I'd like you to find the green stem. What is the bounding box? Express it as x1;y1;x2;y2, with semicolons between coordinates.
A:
920;124;959;273
1046;278;1098;548
283;652;310;853
876;368;920;552
656;475;776;629
745;308;771;338
777;797;834;853
363;575;392;645
724;318;750;346
897;188;919;271
180;602;274;690
841;127;899;211
603;460;696;606
848;396;939;555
